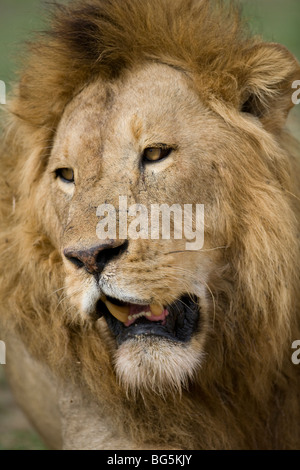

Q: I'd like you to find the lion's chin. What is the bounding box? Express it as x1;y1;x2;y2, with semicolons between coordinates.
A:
113;335;204;397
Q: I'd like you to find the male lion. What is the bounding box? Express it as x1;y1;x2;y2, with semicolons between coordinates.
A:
0;0;300;450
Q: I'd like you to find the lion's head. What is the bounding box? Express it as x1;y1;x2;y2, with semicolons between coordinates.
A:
1;0;300;449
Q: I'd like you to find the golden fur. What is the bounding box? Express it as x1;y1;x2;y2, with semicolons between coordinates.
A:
1;0;300;449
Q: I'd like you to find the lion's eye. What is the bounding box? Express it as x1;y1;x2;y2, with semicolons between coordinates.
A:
55;168;75;183
142;147;173;163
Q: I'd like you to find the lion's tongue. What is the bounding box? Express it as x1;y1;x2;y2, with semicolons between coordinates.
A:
101;296;168;327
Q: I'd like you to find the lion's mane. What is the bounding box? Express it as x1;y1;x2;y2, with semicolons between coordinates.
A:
1;0;300;449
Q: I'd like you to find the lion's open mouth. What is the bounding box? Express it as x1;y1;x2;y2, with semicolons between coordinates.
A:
96;294;200;345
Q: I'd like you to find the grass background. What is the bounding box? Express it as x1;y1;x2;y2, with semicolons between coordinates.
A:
0;0;299;450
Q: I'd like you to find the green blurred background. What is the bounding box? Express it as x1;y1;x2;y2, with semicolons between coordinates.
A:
0;0;299;450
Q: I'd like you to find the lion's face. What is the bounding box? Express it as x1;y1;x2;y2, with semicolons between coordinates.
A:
43;62;263;393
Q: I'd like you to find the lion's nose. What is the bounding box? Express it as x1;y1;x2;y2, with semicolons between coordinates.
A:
63;240;128;275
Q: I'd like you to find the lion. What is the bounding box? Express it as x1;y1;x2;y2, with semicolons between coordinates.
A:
0;0;300;450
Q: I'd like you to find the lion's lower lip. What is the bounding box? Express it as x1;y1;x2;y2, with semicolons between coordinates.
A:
96;295;200;345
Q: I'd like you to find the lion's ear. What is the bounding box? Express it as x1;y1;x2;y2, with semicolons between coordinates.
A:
240;43;300;131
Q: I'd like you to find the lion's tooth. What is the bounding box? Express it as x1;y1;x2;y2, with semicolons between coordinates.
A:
136;311;148;317
105;300;129;323
150;304;164;316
